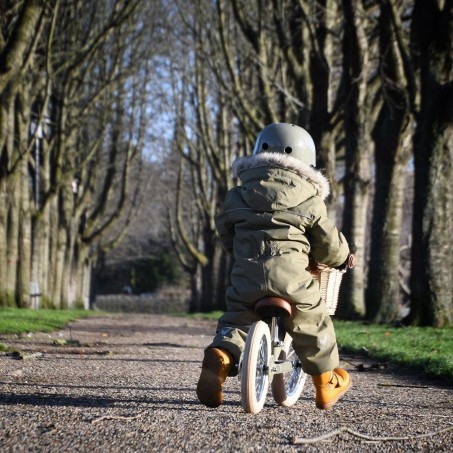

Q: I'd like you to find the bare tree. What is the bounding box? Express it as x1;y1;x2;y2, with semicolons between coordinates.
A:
0;0;168;308
366;0;414;323
170;0;375;314
0;1;48;307
409;0;453;326
3;0;451;327
165;8;239;311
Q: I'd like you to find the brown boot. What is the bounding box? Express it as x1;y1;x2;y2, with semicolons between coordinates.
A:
196;348;232;408
312;368;351;410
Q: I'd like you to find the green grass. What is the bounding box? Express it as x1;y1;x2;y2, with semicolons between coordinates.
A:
334;320;453;381
0;307;102;335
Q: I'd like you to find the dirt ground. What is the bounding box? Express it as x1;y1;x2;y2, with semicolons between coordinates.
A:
0;313;452;452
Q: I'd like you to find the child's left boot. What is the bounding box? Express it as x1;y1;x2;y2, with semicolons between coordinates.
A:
196;348;232;408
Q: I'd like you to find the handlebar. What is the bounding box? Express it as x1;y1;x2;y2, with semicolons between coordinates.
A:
308;253;356;273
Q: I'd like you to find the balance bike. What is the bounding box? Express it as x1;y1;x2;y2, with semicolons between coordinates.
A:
240;257;355;414
240;296;306;414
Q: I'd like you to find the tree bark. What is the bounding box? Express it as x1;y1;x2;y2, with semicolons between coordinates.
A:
338;0;375;318
366;0;413;323
409;0;453;326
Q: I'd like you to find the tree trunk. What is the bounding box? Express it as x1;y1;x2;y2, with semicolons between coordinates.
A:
19;154;32;308
411;125;453;326
366;1;413;323
410;0;453;326
340;163;370;318
338;0;374;318
367;116;412;322
309;0;341;217
188;268;202;313
81;258;92;309
6;175;20;306
0;186;7;305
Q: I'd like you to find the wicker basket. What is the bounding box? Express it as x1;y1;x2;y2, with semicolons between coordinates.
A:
312;267;346;316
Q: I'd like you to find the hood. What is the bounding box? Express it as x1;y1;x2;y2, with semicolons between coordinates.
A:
232;152;330;211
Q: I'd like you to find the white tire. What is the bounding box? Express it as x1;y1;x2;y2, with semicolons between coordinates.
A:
241;321;271;414
271;333;307;407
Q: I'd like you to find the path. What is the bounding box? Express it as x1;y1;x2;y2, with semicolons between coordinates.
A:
0;314;452;452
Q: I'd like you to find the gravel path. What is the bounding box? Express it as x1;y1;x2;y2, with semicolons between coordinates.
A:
0;313;452;452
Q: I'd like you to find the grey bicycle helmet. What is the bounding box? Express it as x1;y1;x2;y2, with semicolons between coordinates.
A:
252;123;316;167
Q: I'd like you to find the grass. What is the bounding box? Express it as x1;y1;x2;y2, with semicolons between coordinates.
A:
334;320;453;381
0;307;102;335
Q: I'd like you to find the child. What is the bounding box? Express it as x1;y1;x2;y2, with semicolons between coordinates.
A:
197;123;352;410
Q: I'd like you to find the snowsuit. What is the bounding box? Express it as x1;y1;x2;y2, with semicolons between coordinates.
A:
209;152;350;375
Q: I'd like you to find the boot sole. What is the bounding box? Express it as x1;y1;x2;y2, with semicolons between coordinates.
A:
316;381;351;410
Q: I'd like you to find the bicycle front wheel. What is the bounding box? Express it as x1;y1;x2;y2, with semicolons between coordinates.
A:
241;321;271;414
271;333;307;407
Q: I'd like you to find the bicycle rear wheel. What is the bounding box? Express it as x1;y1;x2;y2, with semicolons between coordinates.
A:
271;333;307;407
241;321;271;414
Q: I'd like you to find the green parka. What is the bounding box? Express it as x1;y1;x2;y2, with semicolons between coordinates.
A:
215;152;349;305
210;152;350;374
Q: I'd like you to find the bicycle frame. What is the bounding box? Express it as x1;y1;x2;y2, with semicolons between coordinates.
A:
266;317;296;381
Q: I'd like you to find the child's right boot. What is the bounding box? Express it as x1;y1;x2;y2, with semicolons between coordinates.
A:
196;348;232;408
312;368;351;410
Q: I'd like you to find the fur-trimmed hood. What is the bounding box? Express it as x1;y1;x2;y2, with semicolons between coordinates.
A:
233;152;330;201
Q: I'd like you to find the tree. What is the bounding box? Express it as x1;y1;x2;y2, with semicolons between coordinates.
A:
409;0;453;326
167;18;236;311
169;0;378;317
3;0;451;327
31;0;151;308
336;0;378;318
0;0;168;308
0;0;48;307
366;0;414;323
